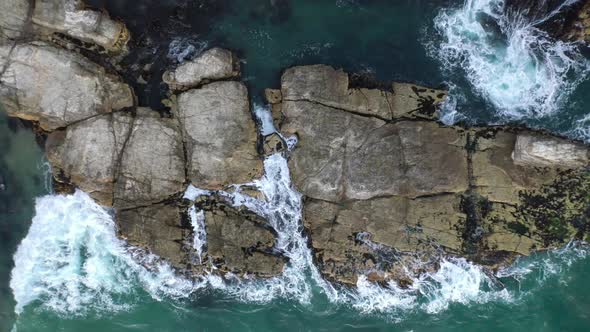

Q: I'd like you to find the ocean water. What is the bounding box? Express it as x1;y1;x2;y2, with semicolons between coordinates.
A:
1;1;590;331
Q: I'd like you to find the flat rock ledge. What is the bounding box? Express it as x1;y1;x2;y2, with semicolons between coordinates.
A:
269;64;590;286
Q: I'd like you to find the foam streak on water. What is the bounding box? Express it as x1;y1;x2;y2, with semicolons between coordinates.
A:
431;0;589;119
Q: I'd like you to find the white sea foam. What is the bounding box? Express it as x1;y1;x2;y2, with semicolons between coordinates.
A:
11;171;590;319
184;152;333;304
253;103;277;136
571;113;590;142
189;206;206;264
431;0;590;120
10;191;195;316
167;38;208;63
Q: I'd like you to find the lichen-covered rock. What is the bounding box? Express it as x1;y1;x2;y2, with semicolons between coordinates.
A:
274;65;590;286
0;42;134;131
192;195;286;277
0;0;129;51
45;112;134;206
163;48;239;90
175;81;262;189
114;108;186;210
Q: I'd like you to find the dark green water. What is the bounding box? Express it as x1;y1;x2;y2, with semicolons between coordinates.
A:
2;1;590;331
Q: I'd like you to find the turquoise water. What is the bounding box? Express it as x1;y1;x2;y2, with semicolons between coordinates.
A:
2;1;590;331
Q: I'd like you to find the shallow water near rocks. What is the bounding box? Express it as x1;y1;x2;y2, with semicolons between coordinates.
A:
2;0;590;331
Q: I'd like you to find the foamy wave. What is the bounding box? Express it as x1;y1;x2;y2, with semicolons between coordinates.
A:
570;113;590;142
430;0;589;120
9;191;195;316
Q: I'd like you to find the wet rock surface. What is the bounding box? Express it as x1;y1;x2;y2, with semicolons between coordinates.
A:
272;65;590;286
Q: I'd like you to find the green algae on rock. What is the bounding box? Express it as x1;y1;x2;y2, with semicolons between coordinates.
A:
268;64;590;286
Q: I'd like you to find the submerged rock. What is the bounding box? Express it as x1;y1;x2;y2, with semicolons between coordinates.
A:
0;42;134;131
163;47;240;90
0;0;129;51
272;64;590;286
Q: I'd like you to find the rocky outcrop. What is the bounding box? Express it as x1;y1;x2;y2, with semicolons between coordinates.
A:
163;48;239;90
190;195;286;277
0;42;134;131
45;111;133;206
175;81;262;189
117;202;189;268
0;24;276;277
512;132;589;168
270;65;590;286
0;0;129;51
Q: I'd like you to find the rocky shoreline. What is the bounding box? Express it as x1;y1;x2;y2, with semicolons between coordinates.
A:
1;1;589;288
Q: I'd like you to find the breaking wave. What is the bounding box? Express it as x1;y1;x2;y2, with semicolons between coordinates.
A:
430;0;590;120
9;191;195;316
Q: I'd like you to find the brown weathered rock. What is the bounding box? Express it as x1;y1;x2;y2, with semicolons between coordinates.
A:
391;82;447;119
194;195;286;277
264;88;282;104
275;65;590;286
557;0;590;43
175;81;262;189
0;42;134;131
45;111;133;206
163;48;239;90
114;108;186;210
281;100;468;202
117;202;188;268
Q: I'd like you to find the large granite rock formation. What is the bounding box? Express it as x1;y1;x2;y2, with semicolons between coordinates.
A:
269;65;590;286
175;81;262;189
0;30;277;277
0;42;134;131
1;0;588;287
0;0;129;51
